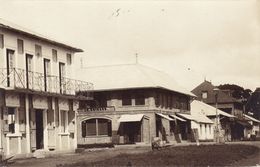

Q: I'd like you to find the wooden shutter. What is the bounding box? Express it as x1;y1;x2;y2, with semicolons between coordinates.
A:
0;34;4;49
3;107;9;133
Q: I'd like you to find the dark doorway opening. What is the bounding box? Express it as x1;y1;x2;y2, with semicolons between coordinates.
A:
122;122;141;144
36;109;44;149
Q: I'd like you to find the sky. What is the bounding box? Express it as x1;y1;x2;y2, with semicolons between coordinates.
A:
0;0;259;91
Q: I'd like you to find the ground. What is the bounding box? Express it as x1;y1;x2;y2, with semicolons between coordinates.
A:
10;141;260;167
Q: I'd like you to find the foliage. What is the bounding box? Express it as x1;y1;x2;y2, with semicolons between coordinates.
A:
218;84;252;100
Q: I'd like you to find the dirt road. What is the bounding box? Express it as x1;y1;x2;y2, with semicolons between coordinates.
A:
10;142;260;167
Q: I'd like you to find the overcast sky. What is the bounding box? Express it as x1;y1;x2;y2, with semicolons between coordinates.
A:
0;0;259;91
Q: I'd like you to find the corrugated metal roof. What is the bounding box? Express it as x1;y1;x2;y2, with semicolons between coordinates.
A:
80;64;195;97
177;113;214;124
156;113;174;121
191;100;235;118
244;114;260;123
118;114;144;122
0;18;83;52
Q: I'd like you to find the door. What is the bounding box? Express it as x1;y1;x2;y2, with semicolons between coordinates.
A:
26;54;33;89
59;62;65;93
6;49;15;87
44;59;51;92
36;109;44;149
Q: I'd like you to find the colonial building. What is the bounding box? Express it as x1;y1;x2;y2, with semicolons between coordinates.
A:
77;64;197;146
191;80;252;141
190;100;234;141
0;19;93;156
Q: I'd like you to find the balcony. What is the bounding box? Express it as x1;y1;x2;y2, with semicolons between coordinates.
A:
0;68;94;97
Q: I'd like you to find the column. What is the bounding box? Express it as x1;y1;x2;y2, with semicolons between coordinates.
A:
25;95;31;153
43;109;48;150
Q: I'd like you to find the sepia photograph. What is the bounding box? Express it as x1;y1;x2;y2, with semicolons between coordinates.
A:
0;0;259;166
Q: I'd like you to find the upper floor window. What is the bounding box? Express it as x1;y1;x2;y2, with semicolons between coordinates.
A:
52;49;57;62
202;91;208;99
122;93;132;106
35;44;42;57
0;34;4;49
135;93;145;105
67;53;72;65
17;39;24;54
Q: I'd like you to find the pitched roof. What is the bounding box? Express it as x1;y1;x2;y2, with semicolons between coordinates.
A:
191;80;238;104
177;113;213;124
191;100;235;118
79;64;195;97
0;18;83;52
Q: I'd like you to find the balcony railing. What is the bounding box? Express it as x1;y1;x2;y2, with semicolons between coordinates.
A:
0;68;93;96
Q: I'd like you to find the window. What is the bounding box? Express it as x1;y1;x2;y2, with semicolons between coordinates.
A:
60;110;68;133
82;118;111;137
44;59;51;91
135;93;145;105
122;93;132;106
35;44;42;57
6;49;15;87
205;124;207;135
67;53;72;65
200;124;202;135
52;49;57;62
202;91;208;99
8;108;16;133
0;34;4;48
17;39;24;54
209;125;211;134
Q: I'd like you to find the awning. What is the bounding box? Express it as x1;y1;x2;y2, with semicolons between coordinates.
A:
244;114;260;123
118;114;144;123
170;114;186;122
177;113;194;120
177;113;213;124
156;113;174;121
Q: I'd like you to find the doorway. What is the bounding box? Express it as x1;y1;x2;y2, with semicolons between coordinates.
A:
123;122;141;144
36;109;44;149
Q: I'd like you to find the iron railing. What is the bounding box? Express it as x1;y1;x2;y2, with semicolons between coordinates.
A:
0;68;93;96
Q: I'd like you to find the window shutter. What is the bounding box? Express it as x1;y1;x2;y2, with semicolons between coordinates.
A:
0;34;4;48
81;121;86;137
2;107;9;133
17;39;24;54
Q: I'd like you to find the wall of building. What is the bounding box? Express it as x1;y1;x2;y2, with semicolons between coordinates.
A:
191;121;214;141
1;91;79;155
0;29;75;79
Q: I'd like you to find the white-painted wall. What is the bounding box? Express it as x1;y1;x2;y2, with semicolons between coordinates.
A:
191;121;214;140
0;29;75;79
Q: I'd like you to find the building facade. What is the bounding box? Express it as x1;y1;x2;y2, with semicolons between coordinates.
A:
0;19;93;156
192;80;253;141
76;64;205;146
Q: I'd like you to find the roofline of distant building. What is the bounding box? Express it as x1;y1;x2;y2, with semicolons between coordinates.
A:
90;86;196;97
0;22;83;52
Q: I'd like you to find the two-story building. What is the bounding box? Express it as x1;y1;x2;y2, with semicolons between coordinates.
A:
0;19;93;156
192;80;250;141
77;64;200;146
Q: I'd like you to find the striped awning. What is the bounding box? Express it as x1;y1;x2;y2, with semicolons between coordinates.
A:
156;113;174;121
118;114;144;122
170;114;186;122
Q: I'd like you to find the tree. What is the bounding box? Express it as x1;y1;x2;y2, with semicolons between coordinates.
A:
218;84;252;100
